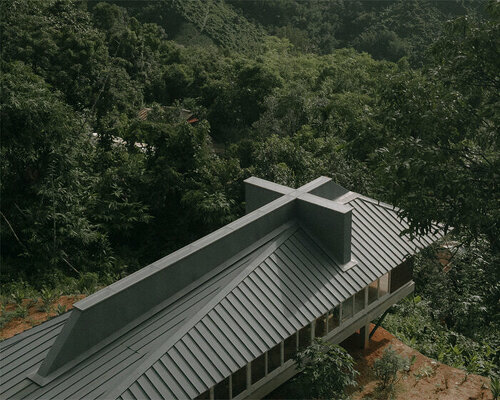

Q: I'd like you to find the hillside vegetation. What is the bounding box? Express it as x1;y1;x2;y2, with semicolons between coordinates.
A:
1;0;498;383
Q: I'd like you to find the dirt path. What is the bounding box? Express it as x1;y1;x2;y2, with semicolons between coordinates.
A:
346;325;492;400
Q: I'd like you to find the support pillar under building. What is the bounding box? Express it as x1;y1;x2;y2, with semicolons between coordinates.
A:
358;324;370;349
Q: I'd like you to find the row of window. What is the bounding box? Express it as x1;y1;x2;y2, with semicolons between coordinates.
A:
196;268;410;400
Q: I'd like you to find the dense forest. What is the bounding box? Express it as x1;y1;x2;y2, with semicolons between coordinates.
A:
1;0;498;383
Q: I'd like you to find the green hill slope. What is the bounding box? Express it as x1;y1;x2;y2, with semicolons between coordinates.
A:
120;0;267;52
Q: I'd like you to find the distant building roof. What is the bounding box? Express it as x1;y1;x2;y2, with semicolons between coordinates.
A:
138;107;197;123
0;177;443;400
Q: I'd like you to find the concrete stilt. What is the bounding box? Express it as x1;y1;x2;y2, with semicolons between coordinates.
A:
359;324;370;349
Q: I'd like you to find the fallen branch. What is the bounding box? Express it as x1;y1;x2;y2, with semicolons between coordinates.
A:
0;211;29;253
61;256;80;276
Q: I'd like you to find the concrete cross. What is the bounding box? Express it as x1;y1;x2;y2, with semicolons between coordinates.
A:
244;176;357;268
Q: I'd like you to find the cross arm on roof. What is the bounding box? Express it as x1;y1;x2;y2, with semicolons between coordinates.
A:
244;176;355;266
30;176;356;387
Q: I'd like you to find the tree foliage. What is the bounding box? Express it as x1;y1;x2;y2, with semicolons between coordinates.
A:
367;4;499;248
293;338;359;399
1;0;498;379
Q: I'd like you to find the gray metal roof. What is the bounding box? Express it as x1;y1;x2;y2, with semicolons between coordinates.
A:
0;177;444;400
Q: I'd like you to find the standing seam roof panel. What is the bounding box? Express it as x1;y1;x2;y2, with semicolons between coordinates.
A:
151;361;186;400
200;317;247;367
176;338;219;386
282;240;347;302
253;265;314;324
265;256;323;316
226;290;278;347
355;200;416;255
258;260;317;319
136;375;162;399
249;269;309;327
208;307;259;358
287;236;365;295
354;200;410;256
237;281;292;339
290;233;359;294
351;219;394;272
352;217;402;266
168;346;207;393
271;251;330;313
145;368;176;399
217;298;267;354
290;234;360;295
161;353;198;399
195;322;240;371
243;275;298;334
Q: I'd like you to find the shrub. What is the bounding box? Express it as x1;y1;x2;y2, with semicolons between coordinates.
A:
15;304;28;318
373;346;409;396
39;287;61;313
491;375;500;400
293;338;359;399
56;304;67;316
77;272;99;294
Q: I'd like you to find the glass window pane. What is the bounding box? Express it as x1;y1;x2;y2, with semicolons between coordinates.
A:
390;260;413;292
368;280;378;304
284;334;297;362
214;376;230;400
354;288;365;314
268;343;281;373
232;365;247;398
251;353;266;384
342;296;354;322
328;306;340;332
379;273;389;297
195;390;210;399
315;313;327;337
299;324;312;350
299;324;311;351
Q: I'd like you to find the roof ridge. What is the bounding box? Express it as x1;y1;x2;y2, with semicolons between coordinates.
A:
104;222;299;400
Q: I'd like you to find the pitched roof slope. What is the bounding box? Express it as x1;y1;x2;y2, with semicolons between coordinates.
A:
1;222;292;400
0;177;444;400
115;199;442;400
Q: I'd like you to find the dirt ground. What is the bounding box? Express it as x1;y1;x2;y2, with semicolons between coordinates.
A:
345;324;493;400
0;295;85;340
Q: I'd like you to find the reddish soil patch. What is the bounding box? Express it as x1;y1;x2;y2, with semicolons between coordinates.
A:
345;325;492;400
0;295;86;340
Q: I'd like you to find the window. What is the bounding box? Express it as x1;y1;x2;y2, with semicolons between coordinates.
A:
284;333;297;362
368;279;378;304
341;296;354;322
391;259;413;292
195;390;210;399
214;377;230;400
379;273;389;297
354;288;365;314
251;353;266;384
327;306;340;332
232;365;247;398
268;343;281;373
298;324;312;350
315;313;327;338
